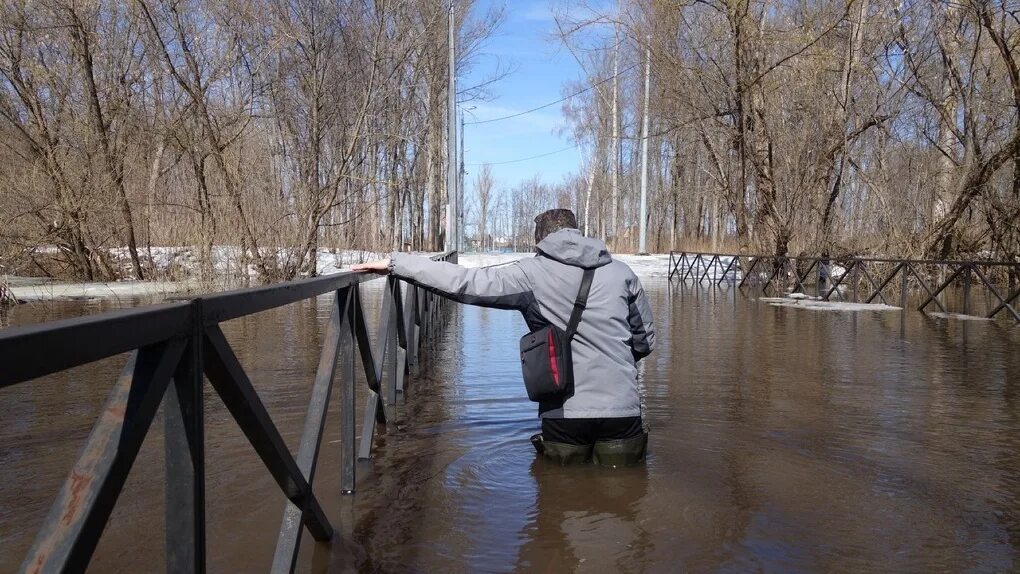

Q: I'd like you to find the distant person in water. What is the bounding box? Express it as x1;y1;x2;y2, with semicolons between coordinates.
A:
354;209;655;466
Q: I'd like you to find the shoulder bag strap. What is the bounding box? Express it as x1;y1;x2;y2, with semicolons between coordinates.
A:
565;268;595;339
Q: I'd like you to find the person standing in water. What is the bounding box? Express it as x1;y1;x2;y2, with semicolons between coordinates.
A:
354;209;654;465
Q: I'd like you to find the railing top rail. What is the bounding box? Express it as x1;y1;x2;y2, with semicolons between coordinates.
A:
669;250;1020;267
0;252;456;389
202;269;369;324
0;301;192;389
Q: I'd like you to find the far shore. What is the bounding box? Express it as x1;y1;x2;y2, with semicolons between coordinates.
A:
6;277;194;302
3;252;676;302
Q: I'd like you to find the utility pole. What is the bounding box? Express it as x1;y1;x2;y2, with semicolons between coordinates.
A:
638;41;651;255
445;1;458;252
459;111;465;251
611;29;620;249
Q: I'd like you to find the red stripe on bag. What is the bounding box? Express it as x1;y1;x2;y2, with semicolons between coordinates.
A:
547;330;560;387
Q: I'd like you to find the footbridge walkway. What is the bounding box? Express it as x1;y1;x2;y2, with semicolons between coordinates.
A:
0;252;457;574
669;251;1020;323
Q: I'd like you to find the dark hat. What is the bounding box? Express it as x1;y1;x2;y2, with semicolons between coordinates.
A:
534;209;578;243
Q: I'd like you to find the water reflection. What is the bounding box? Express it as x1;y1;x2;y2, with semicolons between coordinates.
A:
516;460;651;571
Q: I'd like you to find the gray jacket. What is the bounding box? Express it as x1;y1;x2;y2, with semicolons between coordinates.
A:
389;228;655;418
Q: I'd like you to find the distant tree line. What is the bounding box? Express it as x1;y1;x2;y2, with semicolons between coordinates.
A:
550;0;1020;261
4;1;1017;285
0;0;502;281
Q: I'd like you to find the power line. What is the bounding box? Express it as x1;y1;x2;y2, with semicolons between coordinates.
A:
466;144;578;166
464;63;637;126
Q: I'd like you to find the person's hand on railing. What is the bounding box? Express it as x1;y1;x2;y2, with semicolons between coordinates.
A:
352;258;391;274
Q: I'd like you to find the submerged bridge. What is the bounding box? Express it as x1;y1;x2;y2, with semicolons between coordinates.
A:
0;253;457;573
669;251;1020;323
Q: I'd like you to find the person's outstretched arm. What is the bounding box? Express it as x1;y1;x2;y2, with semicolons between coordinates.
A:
627;275;655;361
353;254;534;311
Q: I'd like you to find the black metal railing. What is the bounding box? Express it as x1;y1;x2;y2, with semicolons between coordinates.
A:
0;252;457;574
668;251;1020;322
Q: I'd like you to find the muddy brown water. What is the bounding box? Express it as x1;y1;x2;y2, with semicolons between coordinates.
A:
2;281;1020;572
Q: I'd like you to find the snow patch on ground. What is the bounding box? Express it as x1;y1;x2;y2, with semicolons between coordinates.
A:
784;292;819;300
617;254;675;278
315;250;389;274
760;296;901;312
927;312;992;321
455;252;533;269
453;252;673;278
108;245;388;278
10;280;190;302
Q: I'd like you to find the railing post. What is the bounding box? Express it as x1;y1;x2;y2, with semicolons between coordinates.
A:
387;280;401;407
816;258;823;297
418;288;428;341
165;298;206;574
165;301;207;574
900;262;909;309
340;288;357;494
963;264;972;316
430;287;436;329
404;284;419;370
852;260;860;302
421;291;430;339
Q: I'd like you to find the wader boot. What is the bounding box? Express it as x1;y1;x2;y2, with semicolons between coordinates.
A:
593;432;648;467
531;433;593;465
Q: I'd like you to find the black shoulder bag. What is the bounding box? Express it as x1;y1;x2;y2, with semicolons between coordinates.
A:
519;268;595;403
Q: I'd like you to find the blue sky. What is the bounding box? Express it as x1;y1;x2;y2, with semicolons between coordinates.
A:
459;1;595;196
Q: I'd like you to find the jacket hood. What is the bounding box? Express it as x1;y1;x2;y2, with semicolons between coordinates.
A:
536;228;612;269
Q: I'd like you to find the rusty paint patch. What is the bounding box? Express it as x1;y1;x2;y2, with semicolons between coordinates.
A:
107;404;126;420
64;471;91;526
29;552;46;574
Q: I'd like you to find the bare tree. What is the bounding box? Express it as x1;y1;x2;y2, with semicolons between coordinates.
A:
0;0;504;282
546;0;1017;261
474;163;494;250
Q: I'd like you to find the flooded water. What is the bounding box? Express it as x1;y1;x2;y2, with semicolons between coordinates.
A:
3;280;1020;572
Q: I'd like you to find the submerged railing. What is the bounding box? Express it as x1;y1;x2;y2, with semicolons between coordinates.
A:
668;251;1020;322
0;252;457;573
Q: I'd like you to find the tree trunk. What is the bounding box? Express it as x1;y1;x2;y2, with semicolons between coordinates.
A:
69;9;144;279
